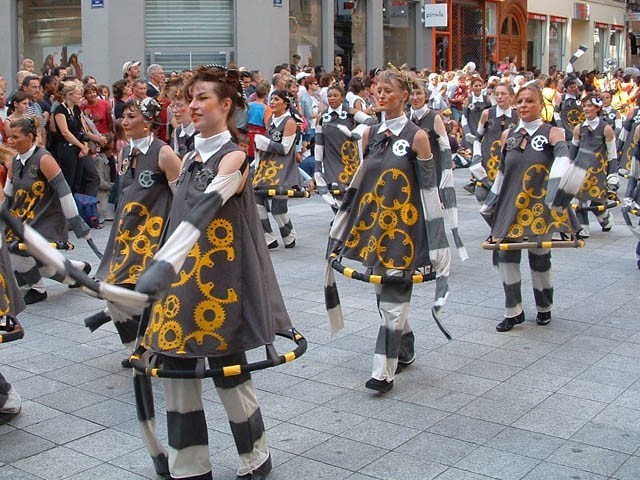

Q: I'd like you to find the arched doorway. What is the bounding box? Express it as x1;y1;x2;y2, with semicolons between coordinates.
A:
498;2;527;70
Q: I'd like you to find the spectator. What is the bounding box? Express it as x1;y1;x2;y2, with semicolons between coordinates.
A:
21;58;35;73
122;60;141;83
66;53;83;79
131;78;148;101
146;63;164;98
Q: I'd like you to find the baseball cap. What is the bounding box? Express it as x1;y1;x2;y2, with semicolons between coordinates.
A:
295;71;312;82
122;60;141;74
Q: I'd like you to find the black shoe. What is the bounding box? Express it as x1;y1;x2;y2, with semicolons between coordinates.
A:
395;355;416;374
637;260;640;270
236;454;272;480
121;358;132;369
536;311;551;326
267;240;278;250
496;311;525;332
84;310;111;332
365;378;393;393
69;262;91;288
24;289;47;305
463;182;476;194
284;239;296;249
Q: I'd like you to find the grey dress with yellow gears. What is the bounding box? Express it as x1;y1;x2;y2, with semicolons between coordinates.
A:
619;107;640;174
558;94;584;141
478;107;518;199
96;138;172;286
315;110;360;191
253;114;299;190
0;220;25;321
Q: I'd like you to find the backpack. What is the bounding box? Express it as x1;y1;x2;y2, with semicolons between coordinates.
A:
74;193;101;229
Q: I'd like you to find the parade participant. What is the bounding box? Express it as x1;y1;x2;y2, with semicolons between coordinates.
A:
409;79;467;258
134;64;291;480
569;93;618;236
600;90;622;135
618;95;640;175
89;97;180;352
4;116;91;304
461;76;490;147
624;126;640;269
481;85;574;332
324;67;451;393
253;89;299;249
314;83;371;213
0;186;24;415
555;76;584;140
470;83;518;204
166;78;197;158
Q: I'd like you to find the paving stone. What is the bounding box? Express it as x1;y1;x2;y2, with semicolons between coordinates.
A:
613;455;640;480
429;414;504;444
12;445;101;479
0;429;54;463
340;418;421;449
360;451;447;480
522;462;608;479
455;446;540;480
571;421;640;454
485;426;565;460
262;422;333;454
271;456;353;479
547;441;629;476
396;431;478;465
304;437;387;471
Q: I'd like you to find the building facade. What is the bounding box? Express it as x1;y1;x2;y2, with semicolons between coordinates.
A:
0;0;630;88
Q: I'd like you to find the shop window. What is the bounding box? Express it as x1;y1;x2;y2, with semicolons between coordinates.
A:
335;0;367;78
383;0;416;68
18;0;82;74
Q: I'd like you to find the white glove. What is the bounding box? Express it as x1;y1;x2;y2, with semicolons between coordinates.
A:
254;134;270;152
606;174;620;191
465;133;476;144
622;197;633;208
335;124;353;138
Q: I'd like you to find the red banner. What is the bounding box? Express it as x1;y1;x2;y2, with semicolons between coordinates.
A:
550;16;567;24
611;24;624;31
595;22;610;29
528;12;547;21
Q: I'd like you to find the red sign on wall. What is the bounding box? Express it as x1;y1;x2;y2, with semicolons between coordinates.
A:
528;12;547;21
550;16;567;24
611;25;624;31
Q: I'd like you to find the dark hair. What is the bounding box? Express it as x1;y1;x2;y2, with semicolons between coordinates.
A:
270;89;291;105
11;91;30;106
112;79;128;100
327;84;345;97
53;66;66;77
9;115;41;138
186;65;246;135
83;84;98;95
40;75;56;90
21;75;39;88
348;77;364;94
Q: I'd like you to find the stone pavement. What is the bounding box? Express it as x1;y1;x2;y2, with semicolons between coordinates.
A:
1;169;639;480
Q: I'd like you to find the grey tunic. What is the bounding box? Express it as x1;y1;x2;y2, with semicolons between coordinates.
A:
143;142;292;358
252;115;299;189
559;95;584;140
0;228;25;320
492;124;573;239
464;95;490;137
341;121;430;271
96;138;173;285
481;107;518;183
414;109;446;183
574;119;610;202
8;147;68;244
620;107;640;173
174;125;196;159
316;111;360;188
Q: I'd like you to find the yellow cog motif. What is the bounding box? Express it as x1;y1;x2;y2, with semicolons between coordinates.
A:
551;208;568;222
172;243;201;287
531;203;544;217
515;192;530;209
375;169;411;209
128;264;144;280
367;236;378;253
0;274;10;316
132;235;151;255
516;208;534;227
345;230;361;249
589;185;603;198
32;180;46;196
206;219;234;248
508;223;524;238
531;217;547;235
340;140;359;164
194;299;227;331
487;140;502;181
163;294;180;319
567;109;585;127
377;229;414;269
158;320;184;351
146;217;164;237
354;193;379;231
378;209;398;230
522;164;549;199
400;203;419;226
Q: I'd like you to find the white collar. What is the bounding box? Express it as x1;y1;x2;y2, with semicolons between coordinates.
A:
179;122;196;137
582;117;600;129
18;144;37;166
565;93;577;100
377;113;408;136
471;93;484;103
496;106;512;118
328;105;343;115
515;118;543;136
194;130;232;161
410;105;428;121
272;111;291;128
130;135;153;155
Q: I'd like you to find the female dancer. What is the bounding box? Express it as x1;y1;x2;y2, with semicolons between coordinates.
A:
569;93;618;236
461;76;490;147
135;65;292;480
409;79;466;258
253;89;299;249
325;68;451;393
314;83;371;213
91;97;181;350
480;85;574;331
470;83;518;204
618;95;640;175
166;78;197;158
4;116;91;304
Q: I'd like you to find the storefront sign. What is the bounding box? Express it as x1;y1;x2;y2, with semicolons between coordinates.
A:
528;13;547;22
626;13;640;21
611;25;625;32
595;22;610;29
422;3;447;28
273;0;283;7
550;16;567;24
574;2;590;21
91;0;104;8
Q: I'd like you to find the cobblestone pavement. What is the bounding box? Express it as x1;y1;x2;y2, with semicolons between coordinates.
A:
1;170;639;480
